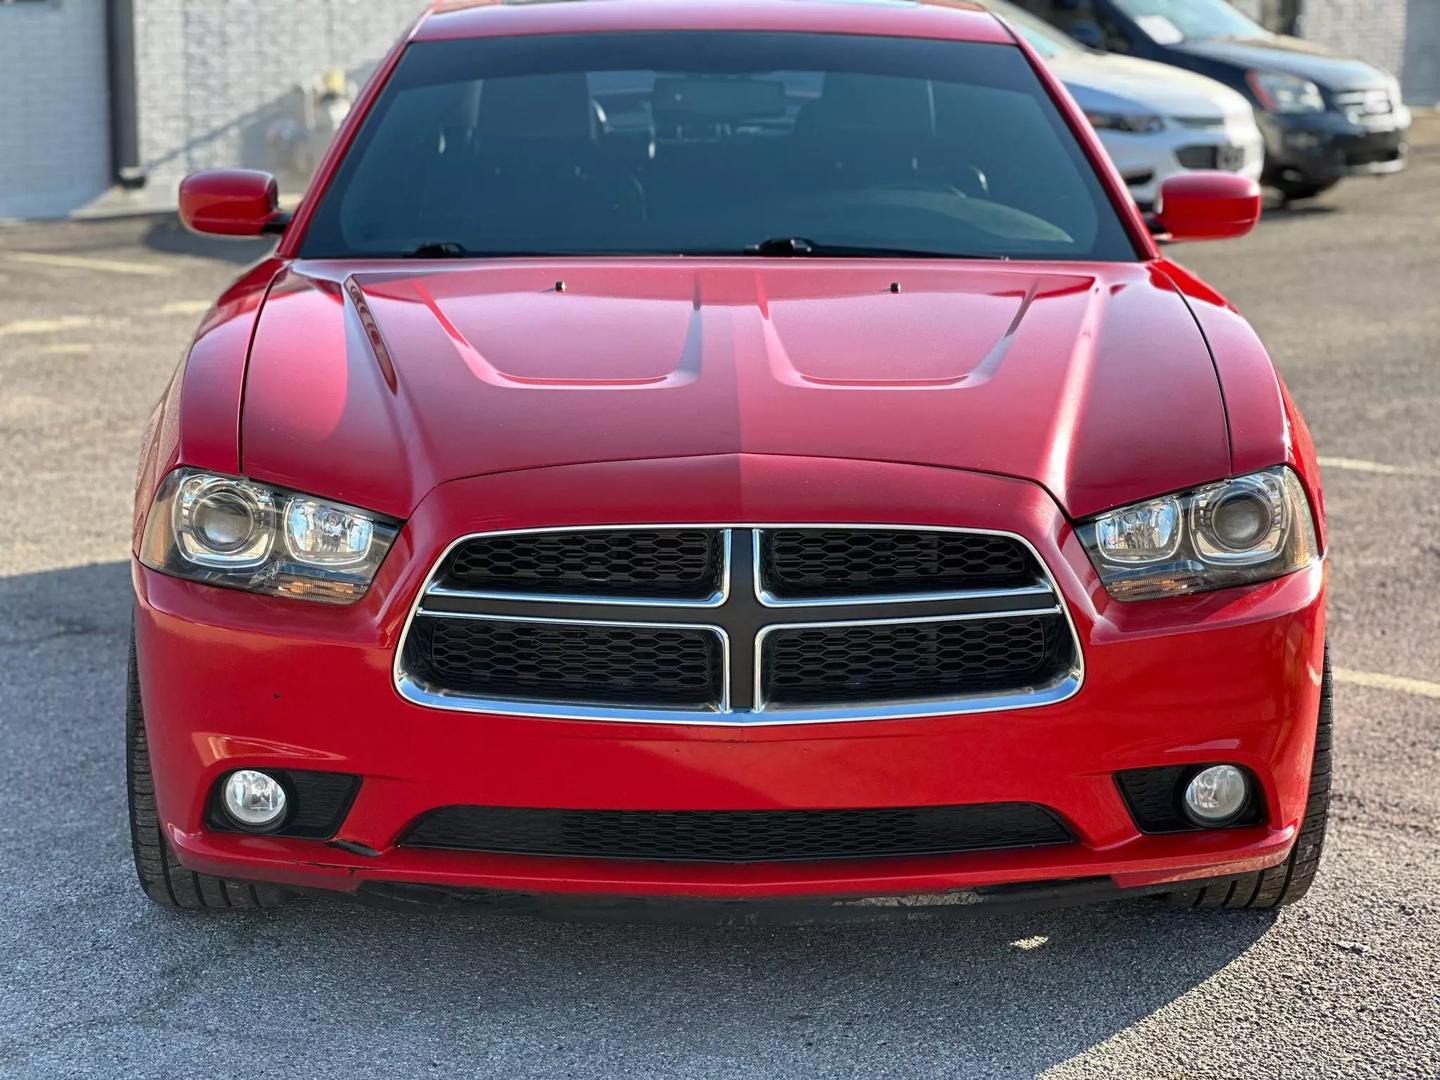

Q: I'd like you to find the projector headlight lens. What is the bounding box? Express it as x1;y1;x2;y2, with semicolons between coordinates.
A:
1079;467;1318;601
141;469;399;604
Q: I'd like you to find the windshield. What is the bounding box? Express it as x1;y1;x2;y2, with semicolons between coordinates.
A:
1111;0;1267;43
300;32;1135;262
981;1;1085;59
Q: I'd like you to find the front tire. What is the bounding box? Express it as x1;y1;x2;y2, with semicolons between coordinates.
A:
1164;646;1333;910
127;629;289;911
1272;177;1340;202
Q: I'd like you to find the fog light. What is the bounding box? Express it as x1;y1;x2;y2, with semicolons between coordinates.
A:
222;769;288;829
1183;765;1250;826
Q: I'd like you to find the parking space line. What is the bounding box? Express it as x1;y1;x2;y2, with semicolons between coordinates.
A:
1334;668;1440;700
0;315;96;337
148;300;212;316
4;251;175;277
1319;456;1437;479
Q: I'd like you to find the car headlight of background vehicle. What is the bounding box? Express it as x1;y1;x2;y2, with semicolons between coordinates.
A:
1246;71;1325;114
1084;111;1165;134
139;469;399;604
1078;467;1319;601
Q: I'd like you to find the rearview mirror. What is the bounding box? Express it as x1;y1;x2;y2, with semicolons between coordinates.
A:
178;169;287;237
1152;173;1262;242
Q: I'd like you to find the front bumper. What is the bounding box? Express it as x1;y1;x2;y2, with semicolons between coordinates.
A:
1099;122;1264;209
1260;110;1410;184
133;455;1326;907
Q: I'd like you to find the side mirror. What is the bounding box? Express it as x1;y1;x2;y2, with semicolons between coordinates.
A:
1152;173;1262;242
178;169;287;237
1067;19;1109;50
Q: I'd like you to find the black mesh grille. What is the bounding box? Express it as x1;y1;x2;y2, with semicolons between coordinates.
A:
406;617;724;708
441;530;722;599
402;803;1072;862
1175;145;1220;170
761;614;1069;707
761;529;1036;598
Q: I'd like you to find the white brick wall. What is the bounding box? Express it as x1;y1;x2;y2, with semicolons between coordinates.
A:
0;0;112;220
1298;0;1440;105
1402;0;1440;105
132;0;423;200
1298;0;1409;86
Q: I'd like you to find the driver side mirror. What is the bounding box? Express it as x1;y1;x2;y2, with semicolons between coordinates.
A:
178;169;288;237
1067;19;1109;50
1151;173;1262;242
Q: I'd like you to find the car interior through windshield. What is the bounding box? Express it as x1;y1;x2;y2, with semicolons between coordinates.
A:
299;32;1136;261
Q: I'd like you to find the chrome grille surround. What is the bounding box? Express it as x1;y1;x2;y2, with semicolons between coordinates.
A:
394;525;1085;726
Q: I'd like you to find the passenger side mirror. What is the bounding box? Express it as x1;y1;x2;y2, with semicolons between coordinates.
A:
178;169;288;237
1151;173;1262;242
1067;19;1109;50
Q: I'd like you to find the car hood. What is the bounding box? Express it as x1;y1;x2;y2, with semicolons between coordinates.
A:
1052;51;1253;122
240;259;1230;520
1171;34;1391;90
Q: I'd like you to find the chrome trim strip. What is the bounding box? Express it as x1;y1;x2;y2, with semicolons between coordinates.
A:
393;522;1086;726
403;610;732;717
425;527;732;609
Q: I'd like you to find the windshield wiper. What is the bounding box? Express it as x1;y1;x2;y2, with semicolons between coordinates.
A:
743;236;1002;259
403;241;472;258
746;236;818;256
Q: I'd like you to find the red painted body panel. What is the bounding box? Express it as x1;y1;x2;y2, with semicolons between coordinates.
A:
131;0;1327;909
133;257;286;532
239;259;1228;521
1157;258;1327;551
1154;174;1263;242
134;457;1325;899
419;0;1014;46
178;169;284;237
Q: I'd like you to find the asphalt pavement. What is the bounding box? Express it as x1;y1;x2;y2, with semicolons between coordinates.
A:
1;128;1437;1078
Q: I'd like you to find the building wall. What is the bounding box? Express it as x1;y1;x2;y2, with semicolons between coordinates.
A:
1403;0;1440;105
0;0;112;221
132;0;421;200
1295;0;1440;105
1297;0;1409;85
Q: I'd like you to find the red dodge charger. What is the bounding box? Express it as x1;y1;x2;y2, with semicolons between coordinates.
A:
128;0;1330;918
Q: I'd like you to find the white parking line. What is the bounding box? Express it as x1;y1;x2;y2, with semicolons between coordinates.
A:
4;251;175;277
150;300;212;316
0;315;96;337
1319;456;1437;479
1334;668;1440;700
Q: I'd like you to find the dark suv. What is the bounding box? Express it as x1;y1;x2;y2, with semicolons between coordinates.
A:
1016;0;1410;200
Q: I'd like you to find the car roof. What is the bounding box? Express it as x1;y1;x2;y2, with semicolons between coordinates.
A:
416;0;1015;46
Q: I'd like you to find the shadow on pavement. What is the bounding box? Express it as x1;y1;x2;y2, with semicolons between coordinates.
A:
1261;201;1342;224
1;560;1276;1074
141;215;277;265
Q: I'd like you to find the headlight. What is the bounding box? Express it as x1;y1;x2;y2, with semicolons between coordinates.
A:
1078;467;1319;601
1085;111;1165;134
1246;72;1325;114
140;469;399;604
